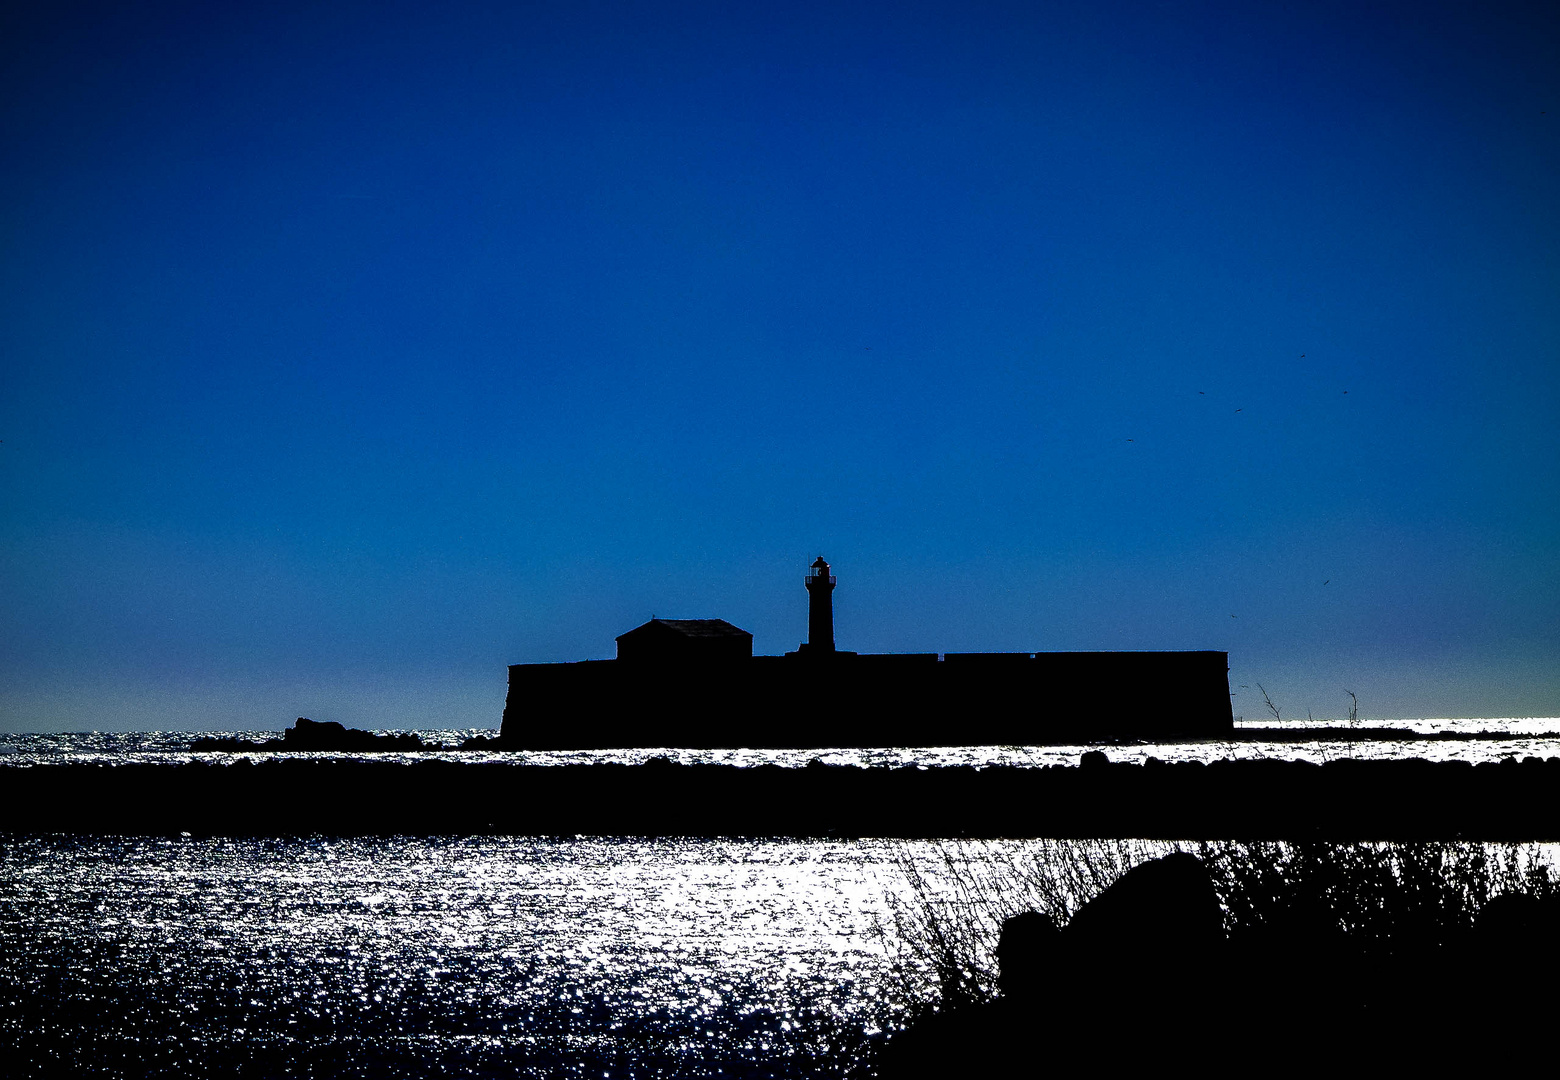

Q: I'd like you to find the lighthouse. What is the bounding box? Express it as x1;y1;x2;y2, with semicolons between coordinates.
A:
803;556;837;653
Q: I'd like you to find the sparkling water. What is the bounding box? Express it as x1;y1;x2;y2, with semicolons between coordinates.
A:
0;835;931;1077
5;721;1558;1075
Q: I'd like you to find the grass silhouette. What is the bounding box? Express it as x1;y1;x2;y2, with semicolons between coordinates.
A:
872;839;1558;1016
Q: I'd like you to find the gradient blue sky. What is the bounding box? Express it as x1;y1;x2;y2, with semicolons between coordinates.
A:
3;0;1556;731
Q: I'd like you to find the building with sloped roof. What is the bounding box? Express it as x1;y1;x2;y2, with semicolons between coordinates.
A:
615;619;753;663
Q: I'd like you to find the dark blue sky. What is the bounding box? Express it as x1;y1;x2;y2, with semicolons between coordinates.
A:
3;0;1556;730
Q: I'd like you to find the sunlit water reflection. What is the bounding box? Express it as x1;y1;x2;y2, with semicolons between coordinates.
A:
0;835;933;1077
5;721;1559;1074
6;830;1558;1075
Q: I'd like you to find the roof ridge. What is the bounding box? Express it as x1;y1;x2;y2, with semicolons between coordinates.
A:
619;617;752;639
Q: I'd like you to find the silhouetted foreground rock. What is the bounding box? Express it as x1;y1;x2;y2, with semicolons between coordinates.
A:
879;853;1560;1076
880;854;1224;1075
3;757;1560;837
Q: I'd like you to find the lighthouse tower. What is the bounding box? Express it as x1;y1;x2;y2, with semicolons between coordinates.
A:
802;556;837;654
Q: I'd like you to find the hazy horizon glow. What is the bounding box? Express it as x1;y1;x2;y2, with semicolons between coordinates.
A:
3;1;1557;732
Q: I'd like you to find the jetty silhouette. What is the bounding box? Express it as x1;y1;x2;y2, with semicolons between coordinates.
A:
500;558;1233;749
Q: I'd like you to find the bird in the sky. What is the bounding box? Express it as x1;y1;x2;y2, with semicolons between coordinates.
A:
1235;408;1243;413
1324;580;1330;585
1126;438;1134;442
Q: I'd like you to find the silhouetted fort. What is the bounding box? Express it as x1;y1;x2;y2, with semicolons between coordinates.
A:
500;558;1233;748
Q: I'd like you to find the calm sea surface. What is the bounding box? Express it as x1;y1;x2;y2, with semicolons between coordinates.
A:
3;720;1557;1076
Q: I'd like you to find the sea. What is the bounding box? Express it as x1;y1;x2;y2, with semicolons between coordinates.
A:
3;718;1557;1077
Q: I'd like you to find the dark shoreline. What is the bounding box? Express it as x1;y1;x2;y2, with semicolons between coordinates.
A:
180;723;1558;754
5;756;1559;838
1231;725;1557;741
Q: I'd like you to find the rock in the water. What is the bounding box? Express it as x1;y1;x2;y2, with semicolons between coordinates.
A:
282;718;351;748
193;718;429;753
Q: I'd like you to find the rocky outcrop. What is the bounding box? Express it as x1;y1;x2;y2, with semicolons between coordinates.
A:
192;718;430;753
879;853;1227;1077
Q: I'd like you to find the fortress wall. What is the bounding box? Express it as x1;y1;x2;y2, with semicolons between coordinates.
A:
500;660;626;749
1028;652;1233;739
501;651;1231;749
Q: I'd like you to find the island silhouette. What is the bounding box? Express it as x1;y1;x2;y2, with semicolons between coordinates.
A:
500;557;1234;748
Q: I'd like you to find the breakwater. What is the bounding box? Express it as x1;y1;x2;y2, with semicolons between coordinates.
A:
6;756;1559;838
